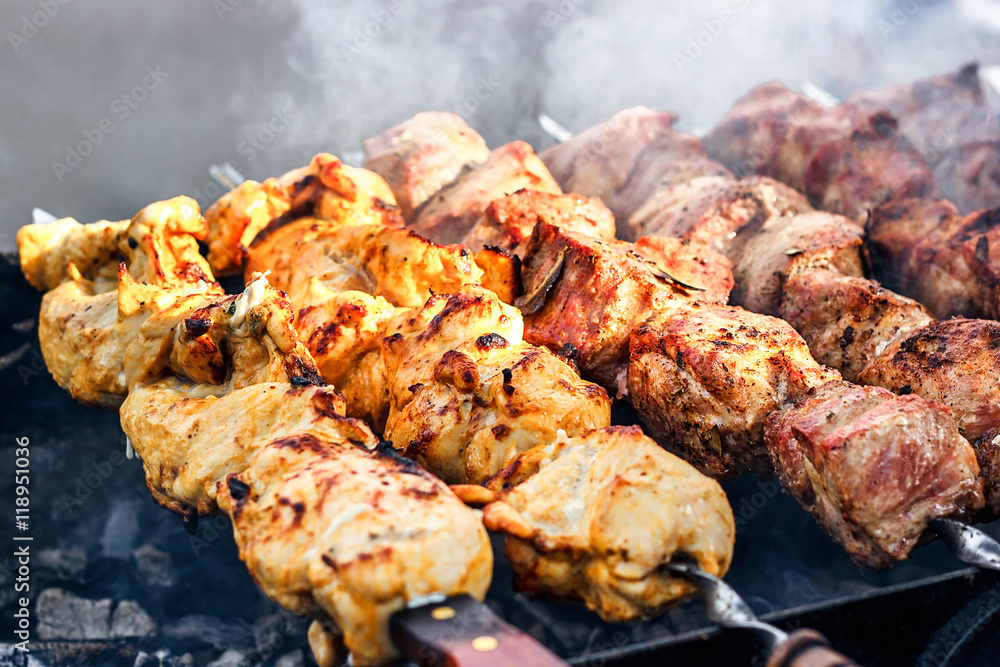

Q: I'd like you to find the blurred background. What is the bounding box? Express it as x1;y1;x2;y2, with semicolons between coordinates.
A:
2;0;1000;250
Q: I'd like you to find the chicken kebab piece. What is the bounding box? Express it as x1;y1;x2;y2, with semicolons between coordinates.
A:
115;274;492;667
16;196;222;407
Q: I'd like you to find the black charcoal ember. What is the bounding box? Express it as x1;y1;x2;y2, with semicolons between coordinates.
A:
37;546;88;581
36;588;112;639
132;544;179;588
135;651;195;667
111;600;158;638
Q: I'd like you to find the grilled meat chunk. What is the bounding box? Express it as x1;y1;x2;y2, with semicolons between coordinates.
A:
362;111;490;220
627;176;812;257
867;198;1000;319
840;63;996;166
17;216;128;292
857;318;1000;441
973;428;1000;520
765;380;983;569
628;305;839;478
729;211;865;316
480;426;734;621
205;154;404;276
462;188;616;253
409;141;561;245
33;197;221;408
382;285;611;483
122;380;343;516
518;221;733;391
779;270;934;383
935;138;1000;215
705;81;826;184
540;106;724;235
707;82;936;220
217;431;492;667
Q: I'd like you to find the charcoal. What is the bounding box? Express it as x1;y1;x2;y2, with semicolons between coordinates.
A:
37;546;88;582
132;544;178;588
36;587;112;639
206;648;249;667
162;614;255;652
111;599;157;637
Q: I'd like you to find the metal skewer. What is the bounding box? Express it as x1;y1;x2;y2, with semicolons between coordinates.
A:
665;562;863;667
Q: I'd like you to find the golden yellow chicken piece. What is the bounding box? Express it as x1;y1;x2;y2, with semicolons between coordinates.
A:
29;197;222;408
477;426;735;621
205;153;405;276
17;216;128;291
381;285;611;483
218;431;493;667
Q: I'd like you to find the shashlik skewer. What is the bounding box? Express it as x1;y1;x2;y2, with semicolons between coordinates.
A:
205;158;737;618
526;107;989;569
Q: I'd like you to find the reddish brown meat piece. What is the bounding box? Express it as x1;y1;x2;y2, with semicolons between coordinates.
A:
540;106;721;235
628;304;838;478
362;111;490;220
935;138;1000;215
867;198;1000;320
729;211;865;316
462;189;616;253
765;379;983;569
841;63;996;166
779;270;934;383
627;176;813;258
518;222;732;391
857;318;1000;442
409;141;560;245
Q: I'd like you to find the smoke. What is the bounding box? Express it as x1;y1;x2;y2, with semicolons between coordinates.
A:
281;0;1000;153
2;0;998;250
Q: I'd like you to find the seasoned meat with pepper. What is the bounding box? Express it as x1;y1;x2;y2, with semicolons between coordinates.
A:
765;379;983;569
409;141;561;245
218;431;492;667
204;153;404;276
463;188;616;253
779;270;934;382
519;221;734;391
362;110;490;220
541;106;730;235
728;211;865;316
17;216;128;292
628;304;839;478
857;318;1000;441
627;175;813;257
478;426;734;621
31;197;222;408
867;197;1000;320
935;138;1000;214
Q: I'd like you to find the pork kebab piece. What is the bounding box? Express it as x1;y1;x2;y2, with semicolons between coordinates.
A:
362;111;617;249
535;109;990;570
16;196;223;407
705;79;938;221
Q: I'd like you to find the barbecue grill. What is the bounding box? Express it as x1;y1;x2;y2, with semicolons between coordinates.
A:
6;2;1000;666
